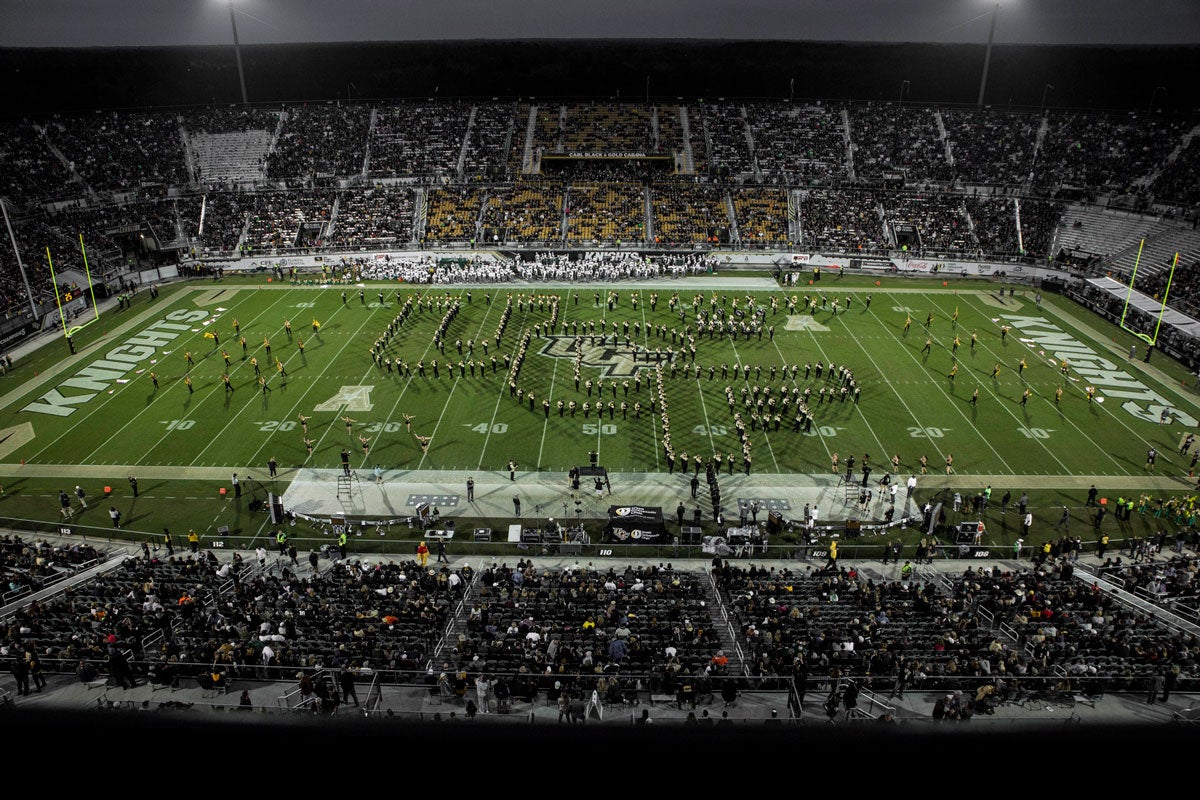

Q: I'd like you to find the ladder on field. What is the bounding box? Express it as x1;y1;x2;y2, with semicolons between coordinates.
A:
837;472;858;506
337;472;359;499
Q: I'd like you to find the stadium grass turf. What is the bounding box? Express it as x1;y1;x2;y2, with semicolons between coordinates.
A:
1;273;1197;556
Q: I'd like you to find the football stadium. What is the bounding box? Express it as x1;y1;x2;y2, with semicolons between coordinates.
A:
1;1;1199;754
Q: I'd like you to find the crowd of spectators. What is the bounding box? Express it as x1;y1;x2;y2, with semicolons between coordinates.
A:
193;192;252;252
961;560;1198;690
327;188;415;247
3;102;1198;204
966;197;1020;255
716;554;1198;698
445;561;718;682
943;109;1039;186
881;192;972;253
461;102;519;178
1033;111;1192;192
732;187;789;246
368;102;471;178
1095;554;1199;613
653;105;685;156
45;111;187;193
3;536;1198;707
850;104;953;183
529;103;563;157
696;104;754;178
0;551;469;688
423;187;485;244
1;535;105;603
564;183;646;245
1018;199;1065;260
799;190;886;252
267;104;371;181
0;122;79;202
1150;136;1200;209
182;106;279;135
559;103;654;153
243;192;335;251
961;195;1063;261
140;196;203;247
481;184;564;243
746;102;847;186
651;182;730;245
11;213;118;279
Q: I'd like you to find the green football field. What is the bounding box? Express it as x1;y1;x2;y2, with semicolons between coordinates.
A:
2;274;1198;485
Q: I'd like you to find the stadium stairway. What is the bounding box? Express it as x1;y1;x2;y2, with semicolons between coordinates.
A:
521;105;538;174
678;106;696;175
840;108;855;182
362;107;377;175
456;106;476;178
700;571;746;675
935;110;954;167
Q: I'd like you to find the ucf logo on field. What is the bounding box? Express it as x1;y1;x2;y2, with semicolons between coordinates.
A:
538;335;646;379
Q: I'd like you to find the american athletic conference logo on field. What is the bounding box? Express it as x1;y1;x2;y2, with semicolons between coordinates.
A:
613;506;653;517
538;335;648;378
608;527;653;541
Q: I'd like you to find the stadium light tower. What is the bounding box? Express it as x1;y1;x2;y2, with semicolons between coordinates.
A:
227;0;249;106
0;198;39;317
1040;83;1054;112
976;2;1000;108
1149;86;1167;113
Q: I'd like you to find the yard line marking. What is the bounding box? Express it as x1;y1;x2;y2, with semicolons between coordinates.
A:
188;291;365;466
959;293;1124;473
996;294;1187;473
767;287;879;465
536;289;572;469
721;329;780;472
865;294;1019;474
417;374;461;470
66;287;291;465
477;293;533;470
24;286;258;463
342;287;461;470
638;292;660;471
694;375;717;457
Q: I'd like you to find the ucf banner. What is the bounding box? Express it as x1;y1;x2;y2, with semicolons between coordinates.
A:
604;505;666;544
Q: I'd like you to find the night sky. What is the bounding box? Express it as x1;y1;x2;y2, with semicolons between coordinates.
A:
1;0;1197;48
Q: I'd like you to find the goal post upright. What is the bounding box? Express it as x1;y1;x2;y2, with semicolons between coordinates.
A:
1150;251;1180;347
78;233;102;329
1117;239;1174;347
45;246;71;336
1117;238;1144;332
